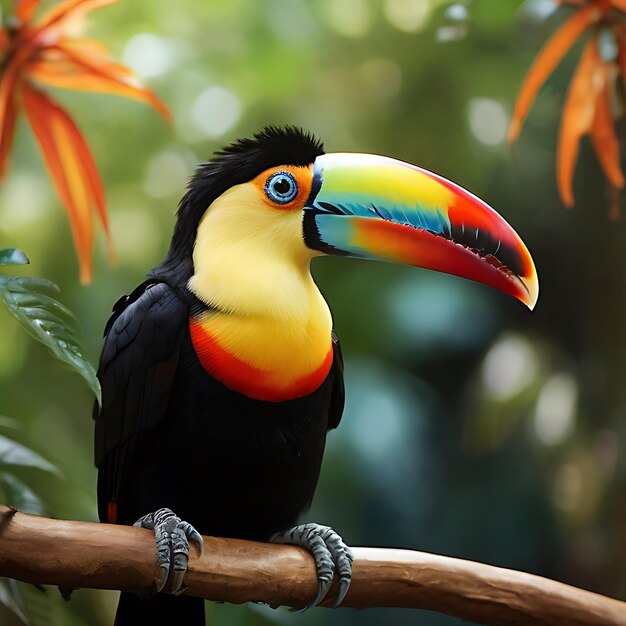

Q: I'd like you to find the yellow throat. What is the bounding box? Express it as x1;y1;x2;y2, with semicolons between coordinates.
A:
188;181;334;402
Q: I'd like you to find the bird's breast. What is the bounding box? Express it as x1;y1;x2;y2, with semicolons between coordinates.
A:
189;310;333;402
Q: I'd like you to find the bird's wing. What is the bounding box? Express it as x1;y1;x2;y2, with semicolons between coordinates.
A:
93;280;188;522
327;330;345;430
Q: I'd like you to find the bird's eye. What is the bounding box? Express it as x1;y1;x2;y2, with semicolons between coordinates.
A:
265;171;298;204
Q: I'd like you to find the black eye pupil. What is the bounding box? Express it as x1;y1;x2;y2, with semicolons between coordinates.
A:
265;171;298;204
274;178;291;194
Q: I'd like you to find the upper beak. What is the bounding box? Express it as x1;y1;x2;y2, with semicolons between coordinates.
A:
303;153;538;310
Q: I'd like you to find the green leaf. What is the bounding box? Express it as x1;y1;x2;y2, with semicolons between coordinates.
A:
0;249;29;266
0;434;60;475
0;580;29;626
16;583;51;626
0;416;20;431
0;276;101;402
0;473;46;515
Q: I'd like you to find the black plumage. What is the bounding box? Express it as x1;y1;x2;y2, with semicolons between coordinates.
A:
95;281;344;536
93;127;343;624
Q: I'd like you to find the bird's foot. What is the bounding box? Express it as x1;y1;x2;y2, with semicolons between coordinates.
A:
270;523;353;610
134;507;204;594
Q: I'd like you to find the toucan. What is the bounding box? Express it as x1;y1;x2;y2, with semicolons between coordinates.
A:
93;126;538;625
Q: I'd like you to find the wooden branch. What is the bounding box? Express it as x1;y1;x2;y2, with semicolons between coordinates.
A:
0;506;624;626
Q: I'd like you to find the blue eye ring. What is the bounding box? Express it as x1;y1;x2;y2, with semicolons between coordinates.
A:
264;171;298;204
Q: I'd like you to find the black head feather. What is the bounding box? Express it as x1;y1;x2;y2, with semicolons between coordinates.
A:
150;126;324;285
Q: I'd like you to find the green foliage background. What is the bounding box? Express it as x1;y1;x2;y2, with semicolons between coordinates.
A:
1;0;625;624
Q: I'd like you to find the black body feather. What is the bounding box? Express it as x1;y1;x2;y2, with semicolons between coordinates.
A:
95;281;344;536
93;127;343;625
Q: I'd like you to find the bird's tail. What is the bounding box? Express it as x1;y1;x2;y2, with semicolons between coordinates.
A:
114;592;205;625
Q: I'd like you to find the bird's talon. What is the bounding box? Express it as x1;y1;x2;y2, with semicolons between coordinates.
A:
157;566;169;593
334;576;351;608
189;529;205;555
170;568;186;595
171;583;188;597
301;577;331;612
133;507;200;595
271;522;353;609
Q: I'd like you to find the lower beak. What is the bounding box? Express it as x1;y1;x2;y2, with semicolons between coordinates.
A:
303;153;538;310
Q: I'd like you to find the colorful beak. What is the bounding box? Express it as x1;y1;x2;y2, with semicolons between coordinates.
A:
303;153;538;310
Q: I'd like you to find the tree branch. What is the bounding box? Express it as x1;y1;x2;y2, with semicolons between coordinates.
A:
0;506;624;626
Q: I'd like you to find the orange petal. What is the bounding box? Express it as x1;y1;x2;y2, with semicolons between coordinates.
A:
54;36;109;58
22;82;102;283
47;78;114;260
33;0;118;37
0;94;19;180
0;28;9;55
29;40;171;121
0;61;19;130
15;0;40;23
0;62;22;179
557;37;604;207
509;4;600;143
610;0;626;11
590;67;624;189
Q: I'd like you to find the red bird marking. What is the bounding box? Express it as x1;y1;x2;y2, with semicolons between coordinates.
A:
189;317;333;402
108;501;118;524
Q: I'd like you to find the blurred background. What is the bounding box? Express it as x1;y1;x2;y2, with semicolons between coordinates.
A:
1;0;625;624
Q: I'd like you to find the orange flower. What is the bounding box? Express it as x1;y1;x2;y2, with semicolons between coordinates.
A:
509;0;626;219
0;0;171;283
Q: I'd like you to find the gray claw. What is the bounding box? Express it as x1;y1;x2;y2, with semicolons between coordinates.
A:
320;527;353;608
170;525;190;593
186;527;205;556
157;566;169;593
169;570;186;596
335;577;350;608
271;522;353;609
134;507;202;594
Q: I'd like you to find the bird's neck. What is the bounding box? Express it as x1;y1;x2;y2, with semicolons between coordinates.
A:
188;236;333;402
